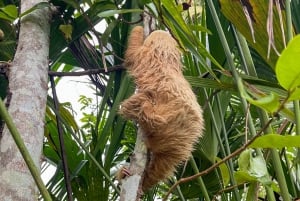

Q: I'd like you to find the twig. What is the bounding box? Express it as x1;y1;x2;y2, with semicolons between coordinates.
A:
48;65;124;77
212;183;247;201
118;14;143;24
49;76;73;201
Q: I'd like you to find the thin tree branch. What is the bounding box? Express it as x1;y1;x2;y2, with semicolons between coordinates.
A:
118;14;143;24
212;183;247;201
49;76;73;201
48;65;124;77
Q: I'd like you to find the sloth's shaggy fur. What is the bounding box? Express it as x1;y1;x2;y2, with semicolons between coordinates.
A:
119;26;204;191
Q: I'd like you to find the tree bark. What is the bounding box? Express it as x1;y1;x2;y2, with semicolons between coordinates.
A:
0;0;51;200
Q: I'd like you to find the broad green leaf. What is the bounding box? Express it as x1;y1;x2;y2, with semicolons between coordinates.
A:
237;149;271;185
43;144;60;163
97;9;142;17
216;157;230;186
239;78;280;113
245;92;280;113
104;116;126;168
0;13;12;21
238;149;251;171
59;24;73;41
250;134;300;148
288;89;300;101
0;5;17;21
234;171;257;184
276;35;300;100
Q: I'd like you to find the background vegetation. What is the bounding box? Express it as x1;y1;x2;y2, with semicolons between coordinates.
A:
0;0;300;200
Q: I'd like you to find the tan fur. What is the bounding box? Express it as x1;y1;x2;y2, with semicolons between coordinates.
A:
119;26;204;191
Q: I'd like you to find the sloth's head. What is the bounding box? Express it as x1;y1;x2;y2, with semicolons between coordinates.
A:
144;30;178;51
143;30;182;72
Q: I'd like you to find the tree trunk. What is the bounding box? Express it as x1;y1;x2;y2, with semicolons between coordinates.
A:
0;0;51;200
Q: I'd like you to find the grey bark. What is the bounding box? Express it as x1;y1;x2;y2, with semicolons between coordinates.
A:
0;0;51;200
120;128;148;201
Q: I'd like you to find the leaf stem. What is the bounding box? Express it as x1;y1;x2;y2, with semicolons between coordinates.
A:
190;157;211;201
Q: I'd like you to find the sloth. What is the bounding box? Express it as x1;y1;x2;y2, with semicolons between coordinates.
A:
119;26;204;191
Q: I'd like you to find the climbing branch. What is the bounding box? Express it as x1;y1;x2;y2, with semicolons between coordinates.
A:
48;65;124;77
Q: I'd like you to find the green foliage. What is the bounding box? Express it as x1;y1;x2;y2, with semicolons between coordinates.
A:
250;134;300;148
276;35;300;100
237;149;272;185
59;24;73;41
2;0;300;200
0;4;17;21
219;0;287;68
241;80;281;113
0;7;16;61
